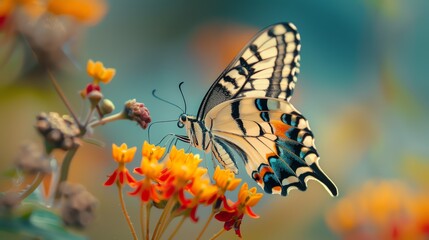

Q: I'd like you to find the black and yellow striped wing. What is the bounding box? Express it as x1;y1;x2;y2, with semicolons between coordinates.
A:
197;23;301;120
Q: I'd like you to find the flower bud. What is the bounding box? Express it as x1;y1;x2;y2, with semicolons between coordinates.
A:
99;99;115;115
123;99;151;129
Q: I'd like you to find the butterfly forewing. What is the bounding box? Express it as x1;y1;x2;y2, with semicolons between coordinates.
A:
197;23;301;120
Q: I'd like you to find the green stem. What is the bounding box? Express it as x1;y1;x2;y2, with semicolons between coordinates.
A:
118;184;138;240
209;228;226;240
19;173;46;200
196;211;215;240
54;146;79;200
89;112;125;128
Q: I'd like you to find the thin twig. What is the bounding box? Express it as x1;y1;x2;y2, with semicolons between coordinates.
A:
46;70;81;127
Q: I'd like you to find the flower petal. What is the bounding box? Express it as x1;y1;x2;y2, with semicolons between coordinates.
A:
104;170;118;186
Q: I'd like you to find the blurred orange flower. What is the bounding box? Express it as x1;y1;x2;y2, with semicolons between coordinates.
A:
47;0;107;25
326;181;429;239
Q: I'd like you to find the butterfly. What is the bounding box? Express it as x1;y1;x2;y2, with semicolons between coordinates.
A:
177;22;338;197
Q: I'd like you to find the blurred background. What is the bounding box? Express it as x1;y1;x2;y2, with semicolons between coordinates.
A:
1;0;429;239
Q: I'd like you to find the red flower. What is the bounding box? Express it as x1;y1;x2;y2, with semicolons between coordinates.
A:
214;183;262;238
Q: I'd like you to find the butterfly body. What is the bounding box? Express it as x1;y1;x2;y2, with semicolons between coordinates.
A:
179;22;338;197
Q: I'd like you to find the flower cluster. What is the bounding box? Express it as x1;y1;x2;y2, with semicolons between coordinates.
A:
1;58;153;239
104;142;264;240
326;181;429;239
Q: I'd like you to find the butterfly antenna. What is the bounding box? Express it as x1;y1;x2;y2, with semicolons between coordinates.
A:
178;82;187;113
147;119;177;143
152;89;184;113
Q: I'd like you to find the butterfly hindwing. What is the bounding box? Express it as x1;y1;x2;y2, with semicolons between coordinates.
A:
197;23;301;119
205;97;338;196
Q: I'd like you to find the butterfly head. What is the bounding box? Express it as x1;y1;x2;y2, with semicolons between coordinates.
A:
177;113;188;128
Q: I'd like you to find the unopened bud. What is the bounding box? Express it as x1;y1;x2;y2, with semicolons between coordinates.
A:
99;99;115;115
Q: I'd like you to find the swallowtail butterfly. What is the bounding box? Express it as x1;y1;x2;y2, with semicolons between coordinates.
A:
177;23;338;196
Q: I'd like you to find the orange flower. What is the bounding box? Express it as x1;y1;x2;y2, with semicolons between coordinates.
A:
86;59;116;84
104;143;136;186
213;166;242;194
47;0;107;25
129;142;165;202
141;141;165;162
178;177;218;222
157;146;209;202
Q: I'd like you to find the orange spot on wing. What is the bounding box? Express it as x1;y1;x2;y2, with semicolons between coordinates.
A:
271;120;290;138
272;186;281;192
259;165;274;177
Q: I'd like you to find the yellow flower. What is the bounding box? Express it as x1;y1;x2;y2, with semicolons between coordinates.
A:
47;0;107;25
137;155;164;180
237;182;263;208
86;59;116;84
112;143;136;164
141;141;165;162
104;143;136;186
189;177;218;204
166;146;204;182
213;166;242;193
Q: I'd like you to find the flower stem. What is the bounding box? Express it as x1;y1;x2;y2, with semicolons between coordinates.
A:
118;183;138;240
209;228;226;240
146;202;151;240
89;112;125;128
54;145;79;200
196;211;215;240
18;173;45;200
153;198;175;240
46;70;81;128
168;216;186;240
140;202;150;240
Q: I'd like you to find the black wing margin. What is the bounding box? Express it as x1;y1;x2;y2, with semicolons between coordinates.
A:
197;22;301;120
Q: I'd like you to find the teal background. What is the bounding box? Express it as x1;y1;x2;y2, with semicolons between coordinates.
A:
1;0;429;239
